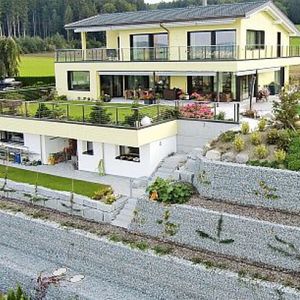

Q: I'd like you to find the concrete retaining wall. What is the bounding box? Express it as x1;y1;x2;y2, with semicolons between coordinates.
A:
129;198;300;272
176;150;300;214
0;179;127;223
177;119;237;153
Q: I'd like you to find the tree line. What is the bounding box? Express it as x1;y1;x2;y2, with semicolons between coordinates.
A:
0;0;298;54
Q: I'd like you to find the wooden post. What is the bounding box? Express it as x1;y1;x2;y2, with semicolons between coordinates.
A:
81;32;87;61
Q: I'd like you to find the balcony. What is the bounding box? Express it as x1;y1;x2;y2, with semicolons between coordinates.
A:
55;45;300;63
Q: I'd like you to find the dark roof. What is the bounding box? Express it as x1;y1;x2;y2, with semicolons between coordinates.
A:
65;1;270;30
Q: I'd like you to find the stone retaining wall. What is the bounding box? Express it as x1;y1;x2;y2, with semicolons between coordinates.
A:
176;149;300;214
129;198;300;272
0;179;127;223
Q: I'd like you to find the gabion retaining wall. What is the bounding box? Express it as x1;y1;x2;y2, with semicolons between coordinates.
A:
176;149;300;214
129;198;300;272
0;179;127;223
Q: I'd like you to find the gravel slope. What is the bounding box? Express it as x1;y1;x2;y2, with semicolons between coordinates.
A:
0;211;299;300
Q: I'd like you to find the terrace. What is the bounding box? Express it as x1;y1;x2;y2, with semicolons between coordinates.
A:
55;45;300;63
0;100;240;129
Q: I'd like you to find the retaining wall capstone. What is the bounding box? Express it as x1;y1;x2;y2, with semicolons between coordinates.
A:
129;198;300;272
0;179;127;223
175;149;300;214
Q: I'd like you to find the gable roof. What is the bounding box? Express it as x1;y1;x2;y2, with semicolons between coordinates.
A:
65;1;299;36
65;1;269;29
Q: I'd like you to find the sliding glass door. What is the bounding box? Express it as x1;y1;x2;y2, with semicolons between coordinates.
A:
188;30;236;60
130;33;168;61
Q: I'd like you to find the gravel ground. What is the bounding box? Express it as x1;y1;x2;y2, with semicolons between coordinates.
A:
0;199;300;290
189;195;300;227
1;209;300;300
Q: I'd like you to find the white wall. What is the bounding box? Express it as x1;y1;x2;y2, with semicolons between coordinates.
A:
77;140;103;172
23;133;42;161
177;120;237;153
103;136;176;178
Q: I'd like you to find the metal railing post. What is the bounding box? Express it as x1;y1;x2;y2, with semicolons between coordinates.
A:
236;103;240;123
82;105;85;123
25;101;28;117
116;107;119;125
67;104;70;120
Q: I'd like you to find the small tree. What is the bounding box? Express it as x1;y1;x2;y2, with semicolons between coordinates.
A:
89;101;111;124
273;88;300;129
35;103;51;118
123;101;144;127
0;37;21;78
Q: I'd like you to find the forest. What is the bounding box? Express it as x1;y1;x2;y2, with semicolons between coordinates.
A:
0;0;298;53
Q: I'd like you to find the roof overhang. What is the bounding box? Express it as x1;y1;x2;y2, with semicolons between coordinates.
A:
245;1;300;36
71;18;237;33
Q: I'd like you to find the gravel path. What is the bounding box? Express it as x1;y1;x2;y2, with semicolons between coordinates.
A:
1;210;299;300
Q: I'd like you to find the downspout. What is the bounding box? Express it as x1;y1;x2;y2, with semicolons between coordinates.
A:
159;23;170;50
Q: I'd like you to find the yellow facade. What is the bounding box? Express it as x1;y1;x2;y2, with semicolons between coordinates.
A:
0;117;177;147
55;6;300;100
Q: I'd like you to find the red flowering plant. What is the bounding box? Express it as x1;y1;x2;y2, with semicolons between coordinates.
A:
179;103;214;119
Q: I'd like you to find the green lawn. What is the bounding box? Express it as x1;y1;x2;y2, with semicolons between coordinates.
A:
19;54;55;77
290;25;300;47
0;164;108;198
18;101;170;124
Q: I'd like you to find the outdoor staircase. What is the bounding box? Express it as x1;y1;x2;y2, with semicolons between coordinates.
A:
111;198;138;229
149;153;187;181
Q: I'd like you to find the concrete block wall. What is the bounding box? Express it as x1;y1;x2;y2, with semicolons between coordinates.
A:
129;198;300;272
0;179;127;223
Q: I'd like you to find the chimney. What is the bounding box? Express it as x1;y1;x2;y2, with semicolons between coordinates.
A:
202;0;207;6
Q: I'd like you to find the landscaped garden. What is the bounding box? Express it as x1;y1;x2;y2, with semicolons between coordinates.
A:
204;88;300;171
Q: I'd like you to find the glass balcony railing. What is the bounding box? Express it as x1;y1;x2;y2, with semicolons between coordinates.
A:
55;45;300;63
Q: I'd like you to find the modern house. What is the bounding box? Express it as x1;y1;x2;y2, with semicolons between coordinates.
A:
56;0;300;102
0;0;300;178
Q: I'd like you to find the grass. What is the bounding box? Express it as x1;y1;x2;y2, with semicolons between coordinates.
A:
0;165;108;198
11;101;172;124
19;54;55;77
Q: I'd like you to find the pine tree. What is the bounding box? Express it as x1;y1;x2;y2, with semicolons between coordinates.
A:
89;101;112;124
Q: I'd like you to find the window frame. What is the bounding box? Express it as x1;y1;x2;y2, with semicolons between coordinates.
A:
82;141;94;156
246;30;265;50
67;71;90;92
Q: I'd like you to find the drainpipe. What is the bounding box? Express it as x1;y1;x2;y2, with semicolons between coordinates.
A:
202;0;207;6
159;23;170;55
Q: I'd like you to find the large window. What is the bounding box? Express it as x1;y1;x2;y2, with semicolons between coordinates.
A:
125;76;149;90
188;30;235;60
246;30;265;50
68;71;90;91
188;76;214;94
130;33;168;61
116;146;140;162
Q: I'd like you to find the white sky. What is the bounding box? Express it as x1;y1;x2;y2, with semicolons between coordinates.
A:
145;0;173;4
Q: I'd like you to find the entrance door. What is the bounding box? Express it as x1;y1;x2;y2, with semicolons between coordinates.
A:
277;32;282;58
100;75;123;97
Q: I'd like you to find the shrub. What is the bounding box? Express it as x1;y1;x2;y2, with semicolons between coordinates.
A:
258;118;267;131
274;149;287;163
277;129;292;151
247;160;279;169
250;131;262;145
1;286;29;300
219;131;236;143
89;101;112;124
35;103;51;118
286;136;300;171
241;122;250;135
92;186;116;204
123;102;145;126
266;128;279;145
153;244;173;255
179;103;214;119
254;144;269;159
233;135;245;152
216;111;226;120
273;88;300;129
146;177;194;204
